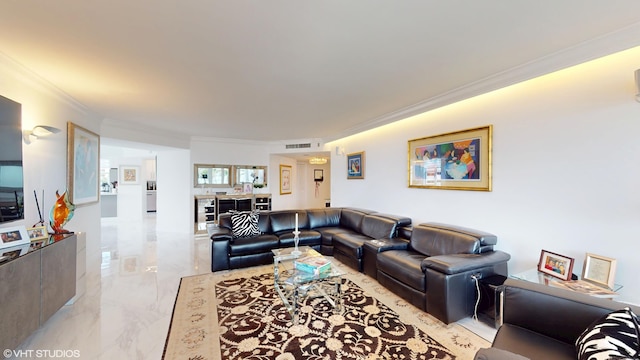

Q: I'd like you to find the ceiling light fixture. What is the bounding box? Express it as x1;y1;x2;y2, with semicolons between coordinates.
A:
309;157;327;165
23;125;62;145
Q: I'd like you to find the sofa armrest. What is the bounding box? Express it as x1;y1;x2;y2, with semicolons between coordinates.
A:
370;238;410;252
211;230;232;271
474;348;529;360
422;251;511;274
210;227;233;240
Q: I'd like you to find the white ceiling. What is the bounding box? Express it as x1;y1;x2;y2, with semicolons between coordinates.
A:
2;1;640;143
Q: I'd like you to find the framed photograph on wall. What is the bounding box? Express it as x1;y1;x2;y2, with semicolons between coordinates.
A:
347;151;365;179
27;226;48;242
67;122;100;205
0;225;30;250
314;169;324;181
280;164;292;195
582;253;617;289
538;249;574;281
408;125;492;191
120;166;140;185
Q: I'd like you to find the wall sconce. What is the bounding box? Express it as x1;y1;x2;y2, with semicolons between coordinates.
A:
23;125;61;145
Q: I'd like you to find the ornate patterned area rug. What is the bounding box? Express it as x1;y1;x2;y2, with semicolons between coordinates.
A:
163;262;490;360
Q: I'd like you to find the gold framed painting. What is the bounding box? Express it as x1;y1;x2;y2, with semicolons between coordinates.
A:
347;151;365;179
67;122;100;205
408;125;492;191
279;164;292;195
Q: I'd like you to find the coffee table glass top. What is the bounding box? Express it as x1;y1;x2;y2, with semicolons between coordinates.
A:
272;246;344;284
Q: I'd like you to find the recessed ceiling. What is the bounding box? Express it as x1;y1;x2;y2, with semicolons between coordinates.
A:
2;1;640;142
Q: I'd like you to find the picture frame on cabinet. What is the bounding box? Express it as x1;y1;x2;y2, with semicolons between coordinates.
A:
0;225;30;250
120;166;140;185
67;122;100;205
27;226;48;242
408;125;492;191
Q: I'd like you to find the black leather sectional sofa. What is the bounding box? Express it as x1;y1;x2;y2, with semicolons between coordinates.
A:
210;207;510;324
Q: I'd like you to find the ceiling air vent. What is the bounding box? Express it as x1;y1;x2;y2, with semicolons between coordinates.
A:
285;143;311;149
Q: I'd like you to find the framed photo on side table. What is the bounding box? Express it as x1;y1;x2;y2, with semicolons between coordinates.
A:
67;122;100;205
538;249;574;281
582;253;617;289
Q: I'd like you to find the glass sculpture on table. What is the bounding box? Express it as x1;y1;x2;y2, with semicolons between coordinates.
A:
50;190;76;235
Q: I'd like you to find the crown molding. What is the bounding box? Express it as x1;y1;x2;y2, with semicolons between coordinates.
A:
0;51;92;115
323;22;640;143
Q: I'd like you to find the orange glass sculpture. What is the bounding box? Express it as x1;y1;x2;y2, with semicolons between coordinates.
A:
50;190;76;234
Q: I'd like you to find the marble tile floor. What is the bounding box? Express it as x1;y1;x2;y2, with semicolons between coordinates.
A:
10;214;212;359
10;214;496;359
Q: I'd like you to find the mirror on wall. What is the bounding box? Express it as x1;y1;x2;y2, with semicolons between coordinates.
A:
194;164;232;187
193;164;267;188
235;165;267;187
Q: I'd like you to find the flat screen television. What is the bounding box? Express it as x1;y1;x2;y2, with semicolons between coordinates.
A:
0;95;23;223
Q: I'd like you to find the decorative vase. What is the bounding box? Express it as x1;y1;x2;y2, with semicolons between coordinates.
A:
50;190;76;235
292;230;301;256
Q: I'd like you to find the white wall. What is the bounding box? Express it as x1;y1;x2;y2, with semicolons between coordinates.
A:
328;46;640;304
0;54;103;285
299;161;331;209
156;148;191;233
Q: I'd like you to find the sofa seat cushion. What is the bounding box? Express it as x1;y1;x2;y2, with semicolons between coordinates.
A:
229;234;279;256
333;233;373;258
376;250;427;292
315;227;350;246
492;323;576;360
278;230;322;248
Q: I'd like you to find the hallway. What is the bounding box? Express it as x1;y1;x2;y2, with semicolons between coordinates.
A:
12;214;210;359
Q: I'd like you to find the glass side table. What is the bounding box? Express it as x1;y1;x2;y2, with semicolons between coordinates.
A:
511;268;623;292
272;247;344;324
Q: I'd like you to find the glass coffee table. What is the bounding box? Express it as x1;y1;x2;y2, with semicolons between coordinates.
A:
272;246;344;324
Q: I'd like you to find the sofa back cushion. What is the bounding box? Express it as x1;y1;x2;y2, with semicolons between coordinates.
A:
219;212;271;235
339;208;369;232
307;208;342;228
410;225;480;256
361;214;398;239
269;210;308;233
